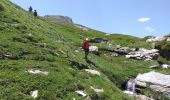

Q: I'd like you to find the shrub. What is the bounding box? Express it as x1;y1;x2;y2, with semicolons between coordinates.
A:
0;3;5;11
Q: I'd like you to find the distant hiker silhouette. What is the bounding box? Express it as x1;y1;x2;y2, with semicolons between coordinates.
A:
28;6;32;12
82;38;90;60
34;10;37;16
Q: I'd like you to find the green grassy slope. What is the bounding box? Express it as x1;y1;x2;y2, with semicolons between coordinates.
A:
0;0;169;100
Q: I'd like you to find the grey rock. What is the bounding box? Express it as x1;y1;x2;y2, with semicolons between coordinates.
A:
44;15;73;24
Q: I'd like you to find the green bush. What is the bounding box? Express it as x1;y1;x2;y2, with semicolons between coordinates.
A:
0;3;5;11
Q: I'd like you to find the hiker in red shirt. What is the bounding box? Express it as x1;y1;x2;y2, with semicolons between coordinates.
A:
82;38;90;59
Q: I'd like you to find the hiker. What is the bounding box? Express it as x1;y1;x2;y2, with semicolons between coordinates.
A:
82;38;90;59
33;10;37;16
28;6;32;12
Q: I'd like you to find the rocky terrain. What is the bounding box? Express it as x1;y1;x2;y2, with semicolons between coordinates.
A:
0;0;170;99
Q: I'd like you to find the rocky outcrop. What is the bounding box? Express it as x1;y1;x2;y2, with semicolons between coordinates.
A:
89;38;108;43
125;48;159;60
146;36;166;42
135;71;170;98
167;37;170;42
114;46;132;54
44;15;73;24
74;24;90;31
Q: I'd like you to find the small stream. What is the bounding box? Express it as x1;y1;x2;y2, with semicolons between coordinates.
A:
124;78;136;95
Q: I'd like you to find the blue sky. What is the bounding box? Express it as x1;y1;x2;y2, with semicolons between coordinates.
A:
10;0;170;37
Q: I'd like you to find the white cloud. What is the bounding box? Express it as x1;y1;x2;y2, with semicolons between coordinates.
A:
138;17;150;22
145;27;155;32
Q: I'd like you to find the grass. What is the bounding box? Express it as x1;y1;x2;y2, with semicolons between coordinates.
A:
0;0;169;99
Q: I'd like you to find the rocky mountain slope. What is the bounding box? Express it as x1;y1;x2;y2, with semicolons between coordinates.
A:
0;0;170;99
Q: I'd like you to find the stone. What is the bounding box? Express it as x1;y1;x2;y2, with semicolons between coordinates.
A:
89;46;98;52
31;90;38;99
27;69;48;75
85;69;101;76
90;86;104;93
75;90;87;97
161;64;170;69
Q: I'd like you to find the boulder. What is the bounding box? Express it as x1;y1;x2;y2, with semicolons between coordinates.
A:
126;48;159;60
135;71;170;98
136;71;170;87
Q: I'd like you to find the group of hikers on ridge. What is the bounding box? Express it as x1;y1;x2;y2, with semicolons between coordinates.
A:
28;6;37;16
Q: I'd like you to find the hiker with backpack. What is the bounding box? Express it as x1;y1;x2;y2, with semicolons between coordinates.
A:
33;10;38;16
82;38;90;59
28;6;32;12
